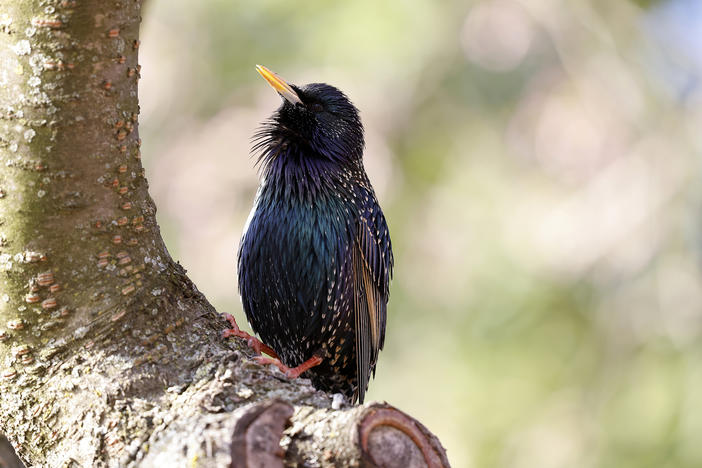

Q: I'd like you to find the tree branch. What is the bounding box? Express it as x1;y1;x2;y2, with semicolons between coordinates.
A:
0;1;449;466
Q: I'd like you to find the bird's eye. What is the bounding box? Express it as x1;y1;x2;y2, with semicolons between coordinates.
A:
311;103;324;113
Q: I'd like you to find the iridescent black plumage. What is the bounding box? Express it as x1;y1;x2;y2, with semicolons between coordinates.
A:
238;74;393;403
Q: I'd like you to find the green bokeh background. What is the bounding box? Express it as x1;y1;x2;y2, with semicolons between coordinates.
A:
139;1;702;466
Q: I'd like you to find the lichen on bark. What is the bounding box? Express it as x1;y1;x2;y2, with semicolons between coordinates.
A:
0;1;206;462
0;0;148;355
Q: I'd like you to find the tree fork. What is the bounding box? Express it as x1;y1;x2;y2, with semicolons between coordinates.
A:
0;1;450;466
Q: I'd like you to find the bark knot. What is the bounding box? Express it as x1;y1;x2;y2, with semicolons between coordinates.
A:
230;399;294;468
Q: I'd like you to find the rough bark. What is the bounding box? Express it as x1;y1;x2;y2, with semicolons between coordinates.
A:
0;1;449;467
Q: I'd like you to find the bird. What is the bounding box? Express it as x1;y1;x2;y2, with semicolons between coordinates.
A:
224;65;393;404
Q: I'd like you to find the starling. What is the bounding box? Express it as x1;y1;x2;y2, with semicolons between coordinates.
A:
226;65;393;404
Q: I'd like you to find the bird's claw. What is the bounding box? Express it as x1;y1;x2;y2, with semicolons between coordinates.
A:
222;316;321;379
253;355;323;379
222;313;280;359
253;356;292;377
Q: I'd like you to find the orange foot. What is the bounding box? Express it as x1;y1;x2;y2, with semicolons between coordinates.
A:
222;313;279;359
254;355;323;379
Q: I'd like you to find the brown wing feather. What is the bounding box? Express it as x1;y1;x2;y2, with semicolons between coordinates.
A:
352;217;387;403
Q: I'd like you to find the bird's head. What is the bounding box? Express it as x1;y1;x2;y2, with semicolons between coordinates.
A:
254;65;364;167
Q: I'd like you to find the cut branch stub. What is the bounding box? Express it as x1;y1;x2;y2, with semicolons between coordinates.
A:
358;404;451;468
230;399;294;468
0;435;25;468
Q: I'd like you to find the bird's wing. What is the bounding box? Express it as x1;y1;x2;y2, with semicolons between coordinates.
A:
353;203;392;403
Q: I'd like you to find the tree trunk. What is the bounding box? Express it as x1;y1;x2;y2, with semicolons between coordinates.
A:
0;1;449;467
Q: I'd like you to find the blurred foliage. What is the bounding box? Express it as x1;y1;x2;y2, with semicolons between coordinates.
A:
140;0;702;466
626;0;667;8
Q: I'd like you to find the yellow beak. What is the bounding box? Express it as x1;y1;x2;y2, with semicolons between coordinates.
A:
256;64;303;106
